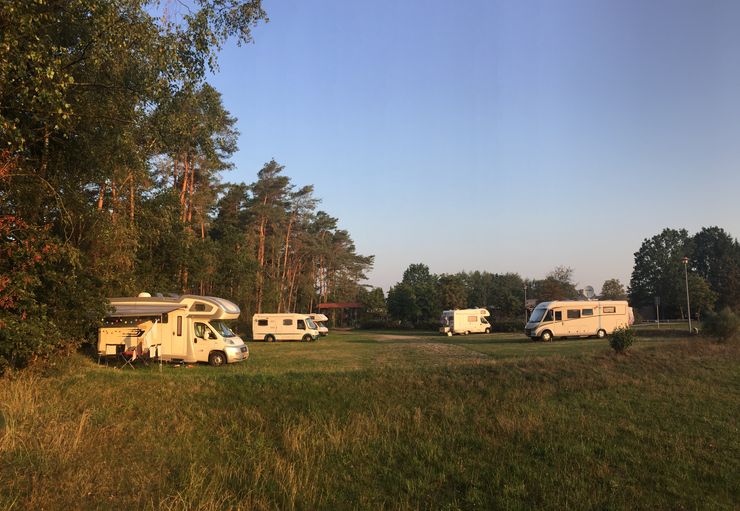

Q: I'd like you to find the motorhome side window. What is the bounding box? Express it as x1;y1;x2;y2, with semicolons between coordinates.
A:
582;309;594;316
283;319;293;326
468;316;477;322
177;316;182;336
297;320;306;330
554;311;562;321
603;306;616;313
544;310;554;322
567;309;581;319
161;313;168;324
192;303;213;312
257;319;268;326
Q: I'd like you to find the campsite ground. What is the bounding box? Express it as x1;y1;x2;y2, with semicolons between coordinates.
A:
1;329;738;510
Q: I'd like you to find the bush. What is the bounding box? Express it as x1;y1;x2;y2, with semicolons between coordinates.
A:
0;217;106;376
609;327;635;354
702;308;740;342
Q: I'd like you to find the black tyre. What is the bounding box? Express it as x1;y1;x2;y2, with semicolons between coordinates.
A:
541;330;553;342
264;334;275;343
302;334;312;342
209;351;226;367
596;329;606;339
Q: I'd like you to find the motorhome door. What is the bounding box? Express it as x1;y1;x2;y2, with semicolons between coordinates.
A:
166;312;188;356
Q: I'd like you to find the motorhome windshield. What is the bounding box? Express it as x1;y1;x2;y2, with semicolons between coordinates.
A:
210;320;236;337
528;306;548;323
306;318;317;329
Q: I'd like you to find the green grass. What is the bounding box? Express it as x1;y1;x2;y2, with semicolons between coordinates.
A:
1;330;738;510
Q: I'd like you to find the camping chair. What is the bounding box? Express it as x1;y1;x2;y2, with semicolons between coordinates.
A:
119;345;137;369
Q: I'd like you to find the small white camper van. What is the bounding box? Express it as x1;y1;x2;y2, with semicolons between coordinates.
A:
97;293;248;366
252;313;320;342
309;314;329;336
439;309;492;336
525;300;634;342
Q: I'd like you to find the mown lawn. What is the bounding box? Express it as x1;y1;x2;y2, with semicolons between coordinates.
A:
1;330;738;510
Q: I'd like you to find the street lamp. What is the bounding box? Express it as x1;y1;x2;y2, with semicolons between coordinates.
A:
523;284;528;324
682;257;692;333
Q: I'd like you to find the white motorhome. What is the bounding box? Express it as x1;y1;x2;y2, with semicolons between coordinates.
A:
309;313;329;336
97;293;249;366
439;308;492;336
252;313;320;342
525;300;634;342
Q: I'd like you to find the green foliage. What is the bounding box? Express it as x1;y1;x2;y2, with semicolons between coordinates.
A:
386;282;419;324
629;227;740;318
702;308;740;342
692;227;740;310
438;274;466;310
609;327;636;354
629;228;693;316
600;278;627;300
0;216;106;374
530;266;579;301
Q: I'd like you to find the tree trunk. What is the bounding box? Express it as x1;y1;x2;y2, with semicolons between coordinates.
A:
111;179;117;224
180;156;189;222
97;182;106;211
129;172;135;224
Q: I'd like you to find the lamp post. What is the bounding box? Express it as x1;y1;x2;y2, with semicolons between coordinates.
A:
523;284;528;323
682;256;692;333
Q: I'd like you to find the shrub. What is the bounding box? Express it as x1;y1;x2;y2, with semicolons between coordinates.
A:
702;308;740;342
609;327;635;354
0;217;106;375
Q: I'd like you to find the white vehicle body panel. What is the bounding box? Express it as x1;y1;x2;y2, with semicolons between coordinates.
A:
253;313;320;342
525;300;634;340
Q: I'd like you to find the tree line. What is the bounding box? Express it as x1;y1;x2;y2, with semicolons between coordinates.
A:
384;225;739;328
0;1;372;373
628;227;740;319
384;264;627;328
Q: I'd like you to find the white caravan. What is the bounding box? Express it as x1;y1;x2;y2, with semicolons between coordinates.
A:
439;308;492;336
97;293;249;366
309;313;329;336
525;300;634;342
252;313;320;342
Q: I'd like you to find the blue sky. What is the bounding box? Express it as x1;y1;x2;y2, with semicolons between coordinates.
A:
201;0;740;292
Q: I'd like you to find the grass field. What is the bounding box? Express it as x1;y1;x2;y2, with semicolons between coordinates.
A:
1;330;738;510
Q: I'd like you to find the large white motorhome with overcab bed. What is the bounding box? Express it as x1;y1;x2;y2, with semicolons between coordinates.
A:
309;313;329;336
439;308;492;336
97;293;249;366
525;300;634;342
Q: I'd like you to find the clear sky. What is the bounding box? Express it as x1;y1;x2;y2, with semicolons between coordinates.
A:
203;0;740;292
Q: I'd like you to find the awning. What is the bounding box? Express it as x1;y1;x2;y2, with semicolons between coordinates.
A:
108;304;185;317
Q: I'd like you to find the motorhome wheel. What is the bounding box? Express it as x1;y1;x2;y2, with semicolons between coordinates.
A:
541;330;553;342
484;328;491;334
597;329;606;339
209;351;226;367
264;334;275;343
302;334;312;342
